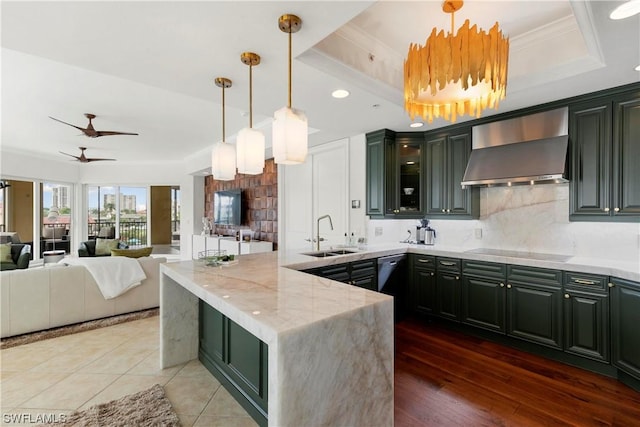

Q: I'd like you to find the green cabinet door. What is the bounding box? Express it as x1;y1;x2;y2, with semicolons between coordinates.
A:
611;278;640;380
563;289;609;363
612;91;640;217
365;129;392;217
569;99;612;219
409;255;437;315
461;260;507;333
462;276;506;333
506;265;563;349
425;128;478;219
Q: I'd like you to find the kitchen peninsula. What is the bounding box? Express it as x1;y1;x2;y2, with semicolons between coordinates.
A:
160;252;394;427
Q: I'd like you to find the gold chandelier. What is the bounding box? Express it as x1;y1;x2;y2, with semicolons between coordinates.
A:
404;0;509;123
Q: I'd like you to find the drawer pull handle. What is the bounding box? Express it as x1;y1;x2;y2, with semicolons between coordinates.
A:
604;207;610;212
417;259;432;263
614;207;620;212
440;261;456;266
574;279;598;286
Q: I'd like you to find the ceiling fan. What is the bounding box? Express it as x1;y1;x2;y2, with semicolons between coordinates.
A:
59;147;116;163
49;113;138;138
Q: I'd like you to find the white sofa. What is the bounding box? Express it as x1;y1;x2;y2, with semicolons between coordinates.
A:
1;256;166;338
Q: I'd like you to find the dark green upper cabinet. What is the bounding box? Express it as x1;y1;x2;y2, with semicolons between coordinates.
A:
612;91;640;217
366;129;391;217
366;129;426;219
425;128;479;219
569;88;640;221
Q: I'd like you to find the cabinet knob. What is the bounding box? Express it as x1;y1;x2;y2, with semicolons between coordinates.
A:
446;209;451;213
455;276;459;280
500;283;505;288
564;293;570;299
442;209;446;213
614;207;620;212
394;209;400;214
506;284;512;289
604;207;610;212
431;272;435;276
608;282;615;288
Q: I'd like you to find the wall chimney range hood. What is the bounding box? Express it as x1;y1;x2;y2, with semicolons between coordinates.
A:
461;107;569;188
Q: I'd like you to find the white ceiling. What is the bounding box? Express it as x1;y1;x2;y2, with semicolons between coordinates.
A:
1;1;638;171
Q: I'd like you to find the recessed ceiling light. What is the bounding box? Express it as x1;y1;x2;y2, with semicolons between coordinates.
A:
332;89;350;99
636;65;640;71
410;122;424;128
610;0;640;19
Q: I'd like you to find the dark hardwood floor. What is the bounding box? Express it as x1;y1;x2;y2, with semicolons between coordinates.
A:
395;317;640;426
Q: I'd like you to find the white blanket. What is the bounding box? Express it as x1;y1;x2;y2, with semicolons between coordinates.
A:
61;257;147;299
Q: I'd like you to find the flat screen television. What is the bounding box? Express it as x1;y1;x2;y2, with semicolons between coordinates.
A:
213;189;242;225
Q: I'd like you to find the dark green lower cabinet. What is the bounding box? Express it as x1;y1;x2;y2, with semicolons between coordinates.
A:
199;300;268;427
436;271;461;321
507;282;563;349
563;289;609;363
461;276;506;333
611;278;640;380
412;266;436;315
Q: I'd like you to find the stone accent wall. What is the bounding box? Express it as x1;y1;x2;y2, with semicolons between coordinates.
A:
204;159;277;248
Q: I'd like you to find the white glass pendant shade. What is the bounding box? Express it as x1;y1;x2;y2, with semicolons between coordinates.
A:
211;141;236;181
236;127;265;174
272;106;308;165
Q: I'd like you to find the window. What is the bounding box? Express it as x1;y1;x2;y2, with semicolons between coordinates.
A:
41;182;72;254
87;186;147;247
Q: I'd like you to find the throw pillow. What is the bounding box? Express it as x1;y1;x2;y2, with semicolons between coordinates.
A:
1;243;14;263
95;238;119;256
111;247;153;258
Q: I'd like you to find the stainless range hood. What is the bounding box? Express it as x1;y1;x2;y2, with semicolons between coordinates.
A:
461;107;569;188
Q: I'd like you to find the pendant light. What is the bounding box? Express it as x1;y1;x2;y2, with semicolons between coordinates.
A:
211;77;236;181
272;14;308;165
236;52;265;175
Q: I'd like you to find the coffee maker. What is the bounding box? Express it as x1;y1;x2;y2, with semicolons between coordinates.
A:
416;217;436;245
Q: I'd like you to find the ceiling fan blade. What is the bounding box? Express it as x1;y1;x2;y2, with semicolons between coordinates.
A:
85;158;116;162
59;151;82;161
50;116;88;133
94;130;139;137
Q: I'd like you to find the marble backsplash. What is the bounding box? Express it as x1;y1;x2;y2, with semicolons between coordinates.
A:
367;184;640;262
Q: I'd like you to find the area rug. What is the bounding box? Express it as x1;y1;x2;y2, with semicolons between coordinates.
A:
0;308;159;350
41;383;180;427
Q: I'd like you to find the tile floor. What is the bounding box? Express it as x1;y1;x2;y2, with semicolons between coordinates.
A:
0;316;257;427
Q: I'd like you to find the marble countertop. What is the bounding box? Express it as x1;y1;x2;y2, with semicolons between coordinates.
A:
163;244;637;342
282;244;640;283
161;254;392;344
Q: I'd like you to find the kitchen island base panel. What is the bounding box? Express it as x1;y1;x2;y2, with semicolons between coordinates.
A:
160;274;199;368
272;300;394;427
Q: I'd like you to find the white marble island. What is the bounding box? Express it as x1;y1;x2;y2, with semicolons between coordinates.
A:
160;252;394;427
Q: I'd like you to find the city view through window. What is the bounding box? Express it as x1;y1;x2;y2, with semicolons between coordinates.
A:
87;186;147;247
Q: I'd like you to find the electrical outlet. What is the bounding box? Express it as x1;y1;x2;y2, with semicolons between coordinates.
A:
375;227;383;236
475;228;483;239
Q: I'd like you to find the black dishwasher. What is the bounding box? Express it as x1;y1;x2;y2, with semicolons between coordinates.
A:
377;254;407;320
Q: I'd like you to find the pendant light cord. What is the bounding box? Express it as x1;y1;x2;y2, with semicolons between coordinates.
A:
222;85;226;142
249;63;253;128
288;29;292;109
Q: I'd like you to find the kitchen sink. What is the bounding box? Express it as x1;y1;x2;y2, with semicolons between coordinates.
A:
301;249;358;257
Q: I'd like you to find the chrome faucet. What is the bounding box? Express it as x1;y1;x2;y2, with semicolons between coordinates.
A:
316;214;333;251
